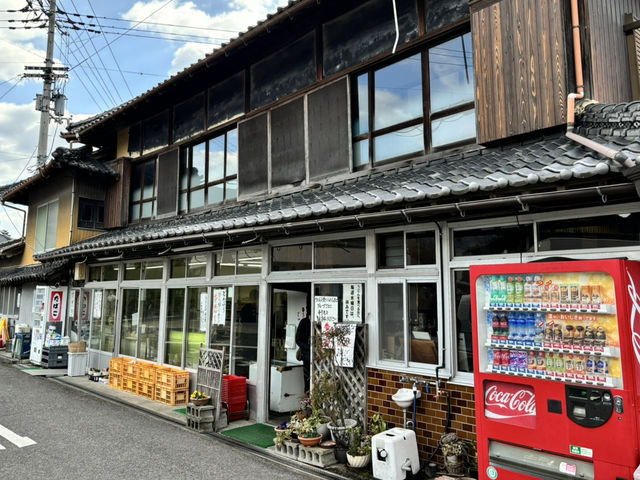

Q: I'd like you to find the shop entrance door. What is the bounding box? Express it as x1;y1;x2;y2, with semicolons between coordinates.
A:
268;283;310;424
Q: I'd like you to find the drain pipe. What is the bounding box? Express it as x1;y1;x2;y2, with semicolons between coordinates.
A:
565;0;636;168
391;0;399;54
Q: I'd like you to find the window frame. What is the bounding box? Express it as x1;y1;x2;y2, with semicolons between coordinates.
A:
129;157;157;222
34;199;59;253
179;127;238;212
351;28;475;169
77;197;105;230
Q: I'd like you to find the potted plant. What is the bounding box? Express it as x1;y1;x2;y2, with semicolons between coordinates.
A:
190;390;210;406
311;323;358;452
346;426;371;469
297;418;323;447
369;412;387;436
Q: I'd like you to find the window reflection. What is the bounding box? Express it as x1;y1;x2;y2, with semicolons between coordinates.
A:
374;54;423;130
374;125;424;162
379;283;404;362
431;109;476;148
165;289;185;366
409;283;438;365
429;33;474;113
454;270;473;372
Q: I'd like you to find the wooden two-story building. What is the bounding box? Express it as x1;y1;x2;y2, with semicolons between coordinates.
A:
14;0;640;466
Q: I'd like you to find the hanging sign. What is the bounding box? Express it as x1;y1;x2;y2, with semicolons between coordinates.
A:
315;296;339;323
200;292;209;332
212;289;227;326
93;290;103;319
342;283;362;323
48;289;64;322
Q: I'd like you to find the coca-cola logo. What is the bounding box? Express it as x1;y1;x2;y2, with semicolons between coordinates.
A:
484;381;536;428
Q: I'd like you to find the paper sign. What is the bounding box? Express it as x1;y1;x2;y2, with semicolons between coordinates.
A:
322;321;356;368
342;283;362;323
212;289;227;326
92;290;103;319
200;292;209;332
315;296;339;323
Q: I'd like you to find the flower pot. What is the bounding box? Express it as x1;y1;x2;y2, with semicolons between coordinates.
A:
327;418;358;446
316;420;331;440
347;453;371;469
190;396;210;406
298;435;322;447
444;455;465;475
334;446;348;464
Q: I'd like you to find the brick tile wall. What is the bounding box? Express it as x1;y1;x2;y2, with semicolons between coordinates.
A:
367;368;476;464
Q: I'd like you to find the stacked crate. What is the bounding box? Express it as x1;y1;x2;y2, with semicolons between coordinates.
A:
155;367;190;406
108;357;127;389
222;375;247;421
122;360;138;394
136;362;157;400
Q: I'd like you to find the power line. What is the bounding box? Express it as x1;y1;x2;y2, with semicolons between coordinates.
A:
0;76;24;101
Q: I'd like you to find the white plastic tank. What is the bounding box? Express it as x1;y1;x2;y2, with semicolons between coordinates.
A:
372;427;420;480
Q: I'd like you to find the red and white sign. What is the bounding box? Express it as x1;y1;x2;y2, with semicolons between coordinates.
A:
484;380;536;428
48;290;63;322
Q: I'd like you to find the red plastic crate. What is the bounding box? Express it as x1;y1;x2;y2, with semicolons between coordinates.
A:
222;375;246;404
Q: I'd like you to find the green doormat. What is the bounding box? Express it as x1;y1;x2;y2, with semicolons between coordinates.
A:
174;408;187;415
221;423;275;448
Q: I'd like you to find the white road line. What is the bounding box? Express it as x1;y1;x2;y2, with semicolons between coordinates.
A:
0;444;5;450
0;424;36;448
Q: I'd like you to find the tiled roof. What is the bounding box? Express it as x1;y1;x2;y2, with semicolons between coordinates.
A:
0;259;68;286
2;146;117;203
0;238;24;258
64;0;308;137
35;105;640;261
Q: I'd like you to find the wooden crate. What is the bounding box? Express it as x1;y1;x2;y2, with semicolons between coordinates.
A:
108;372;123;390
122;376;138;394
156;367;189;390
155;386;189;406
137;362;157;383
137;380;155;400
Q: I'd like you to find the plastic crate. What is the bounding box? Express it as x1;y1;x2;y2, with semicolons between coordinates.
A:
122;360;138;378
108;373;123;390
222;375;247;404
137;380;155;400
109;357;129;375
155;386;189;406
137;362;157;382
122;376;138;394
156;367;189;390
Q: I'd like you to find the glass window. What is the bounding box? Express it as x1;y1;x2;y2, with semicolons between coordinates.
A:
453;225;534;257
179;128;238;212
186;287;208;369
165;289;185;367
187;255;207;278
170;258;187;279
89;266;100;282
120;289;140;357
352;31;475;167
314;238;366;269
142;110;169;152
143;261;164;280
129;158;156;221
124;263;141;281
89;290;102;350
454;270;473;372
208;72;244;127
89;289;116;353
537;213;640;251
215;251;236;276
174;93;205;142
271;244;312;271
314;283;365;323
408;283;438;364
233;285;259;377
102;265;119;282
378;233;405;268
237;248;262;274
78;198;104;229
210;286;233;352
379;284;404;362
35;200;59;252
138;289;161;361
407;231;436;265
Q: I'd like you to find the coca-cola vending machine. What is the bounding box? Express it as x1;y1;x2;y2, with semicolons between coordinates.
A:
471;259;640;479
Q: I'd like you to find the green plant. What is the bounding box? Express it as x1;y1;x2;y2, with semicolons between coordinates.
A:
369;413;387;436
347;426;371;457
190;390;208;400
440;432;469;458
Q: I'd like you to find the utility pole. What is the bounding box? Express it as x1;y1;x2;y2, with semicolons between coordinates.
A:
23;0;68;169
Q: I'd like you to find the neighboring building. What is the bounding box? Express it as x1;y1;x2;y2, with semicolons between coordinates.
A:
15;0;640;464
0;146;117;330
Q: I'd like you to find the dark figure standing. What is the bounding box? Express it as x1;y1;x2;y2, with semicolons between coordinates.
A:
295;315;311;393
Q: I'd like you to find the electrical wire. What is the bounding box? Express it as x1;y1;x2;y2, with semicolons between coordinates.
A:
0;76;24;101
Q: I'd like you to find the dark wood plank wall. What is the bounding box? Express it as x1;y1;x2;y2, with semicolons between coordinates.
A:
471;0;567;144
104;158;128;229
585;0;640;103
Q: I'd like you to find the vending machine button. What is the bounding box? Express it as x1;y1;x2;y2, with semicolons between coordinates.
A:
548;399;563;414
614;396;624;414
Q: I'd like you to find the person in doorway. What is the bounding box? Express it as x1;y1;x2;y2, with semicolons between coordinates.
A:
295;314;311;393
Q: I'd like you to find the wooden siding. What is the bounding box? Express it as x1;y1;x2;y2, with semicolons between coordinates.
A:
70;177;107;245
472;0;567;144
270;98;306;188
104;158;128;229
584;0;640;103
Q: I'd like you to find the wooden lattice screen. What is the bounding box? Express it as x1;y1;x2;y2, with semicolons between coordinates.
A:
312;323;368;431
197;346;225;425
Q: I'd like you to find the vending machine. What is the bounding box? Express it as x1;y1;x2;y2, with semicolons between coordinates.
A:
29;285;67;365
471;259;640;480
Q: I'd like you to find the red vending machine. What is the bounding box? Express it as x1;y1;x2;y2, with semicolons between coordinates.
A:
471;259;640;479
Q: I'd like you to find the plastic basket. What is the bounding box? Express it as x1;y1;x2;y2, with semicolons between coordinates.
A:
156;367;189;390
155;386;189;406
137;380;155;400
137;362;157;383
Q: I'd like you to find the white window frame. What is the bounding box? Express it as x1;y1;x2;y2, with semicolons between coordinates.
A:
34;199;59;253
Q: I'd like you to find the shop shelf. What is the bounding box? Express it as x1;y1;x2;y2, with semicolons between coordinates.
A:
156;367;189;390
137;380;155;400
155;386;189;406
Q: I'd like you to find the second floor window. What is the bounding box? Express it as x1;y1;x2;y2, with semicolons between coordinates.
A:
352;31;475;168
35;199;59;252
78;198;104;229
179;128;238;212
130;159;156;221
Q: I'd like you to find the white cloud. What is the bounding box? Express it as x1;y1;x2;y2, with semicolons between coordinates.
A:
122;0;290;74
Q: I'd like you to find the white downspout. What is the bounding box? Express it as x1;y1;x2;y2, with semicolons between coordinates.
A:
391;0;399;54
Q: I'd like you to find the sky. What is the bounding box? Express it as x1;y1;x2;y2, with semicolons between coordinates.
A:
0;0;289;239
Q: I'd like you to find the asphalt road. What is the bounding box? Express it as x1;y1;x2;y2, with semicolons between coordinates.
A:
0;361;320;480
